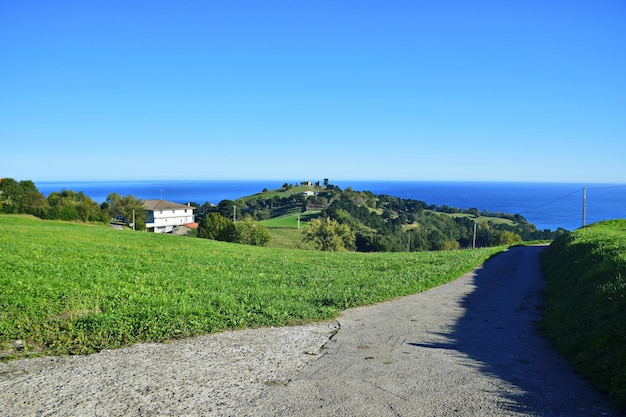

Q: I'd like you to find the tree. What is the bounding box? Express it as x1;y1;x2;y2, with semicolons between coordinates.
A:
105;193;146;229
234;218;271;246
47;190;104;222
302;217;355;252
0;178;23;213
215;200;239;221
494;230;522;245
21;191;49;218
197;212;236;241
467;208;481;218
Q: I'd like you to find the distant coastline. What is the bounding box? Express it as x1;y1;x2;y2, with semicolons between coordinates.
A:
34;180;626;232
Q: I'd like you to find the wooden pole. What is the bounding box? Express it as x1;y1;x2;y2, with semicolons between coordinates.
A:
582;186;587;227
472;221;477;249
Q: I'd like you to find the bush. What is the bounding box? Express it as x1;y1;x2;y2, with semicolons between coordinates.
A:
234;219;271;246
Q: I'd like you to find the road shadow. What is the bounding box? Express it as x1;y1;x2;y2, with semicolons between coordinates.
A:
407;245;621;416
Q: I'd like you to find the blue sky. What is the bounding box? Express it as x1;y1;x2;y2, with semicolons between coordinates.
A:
1;1;625;182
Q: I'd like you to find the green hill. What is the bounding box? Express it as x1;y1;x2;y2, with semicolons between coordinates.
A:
541;220;626;409
231;184;560;251
0;214;504;360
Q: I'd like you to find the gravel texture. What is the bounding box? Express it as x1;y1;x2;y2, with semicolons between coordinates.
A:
0;322;339;416
1;245;622;416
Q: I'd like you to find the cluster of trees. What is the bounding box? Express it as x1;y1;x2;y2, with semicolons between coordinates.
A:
303;190;565;252
0;178;147;227
191;199;271;246
0;177;271;246
196;213;270;246
0;178;106;222
231;182;565;252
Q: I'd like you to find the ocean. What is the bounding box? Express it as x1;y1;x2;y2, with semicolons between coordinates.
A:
34;180;626;232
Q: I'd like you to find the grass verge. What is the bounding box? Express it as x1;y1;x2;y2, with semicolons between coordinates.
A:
0;214;503;360
540;219;626;409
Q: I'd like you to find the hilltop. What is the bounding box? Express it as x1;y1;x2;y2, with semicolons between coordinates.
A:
194;182;563;251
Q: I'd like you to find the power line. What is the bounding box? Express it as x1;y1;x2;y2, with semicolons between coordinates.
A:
522;188;583;213
517;184;626;229
586;184;626;191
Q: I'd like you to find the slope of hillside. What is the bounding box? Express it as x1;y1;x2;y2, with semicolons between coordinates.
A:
541;220;626;410
0;215;504;360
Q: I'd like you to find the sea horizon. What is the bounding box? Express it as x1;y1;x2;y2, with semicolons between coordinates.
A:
34;179;626;232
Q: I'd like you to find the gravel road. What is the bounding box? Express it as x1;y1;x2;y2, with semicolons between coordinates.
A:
1;245;621;416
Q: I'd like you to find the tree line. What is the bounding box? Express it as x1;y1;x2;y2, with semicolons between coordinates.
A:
0;178;270;246
0;178;146;227
1;178;567;252
311;190;566;251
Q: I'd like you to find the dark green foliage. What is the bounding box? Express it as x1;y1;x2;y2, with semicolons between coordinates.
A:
197;212;270;246
233;218;271;246
197;212;235;241
302;217;356;251
105;193;147;229
215;199;239;220
541;220;626;410
1;178;170;229
47;190;106;222
321;191;555;251
0;178;28;213
232;183;560;252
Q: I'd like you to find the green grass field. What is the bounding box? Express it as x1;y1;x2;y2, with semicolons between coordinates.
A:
261;210;320;249
438;211;515;226
0;214;503;360
541;220;626;409
260;210;320;228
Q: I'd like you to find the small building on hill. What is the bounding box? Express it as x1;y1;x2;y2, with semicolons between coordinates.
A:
144;199;195;233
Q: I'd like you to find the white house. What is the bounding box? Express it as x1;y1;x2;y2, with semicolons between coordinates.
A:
144;199;195;233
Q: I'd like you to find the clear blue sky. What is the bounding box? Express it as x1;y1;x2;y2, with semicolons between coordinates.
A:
1;1;625;183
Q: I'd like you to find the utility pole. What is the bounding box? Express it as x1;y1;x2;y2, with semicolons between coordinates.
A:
297;214;300;230
233;205;236;222
582;186;587;227
407;231;411;252
132;210;135;230
472;220;477;249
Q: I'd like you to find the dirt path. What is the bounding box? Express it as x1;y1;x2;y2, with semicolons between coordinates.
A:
1;246;621;416
248;246;619;416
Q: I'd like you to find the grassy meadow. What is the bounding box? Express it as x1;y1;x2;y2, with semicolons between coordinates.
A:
541;220;626;409
0;214;504;360
261;210;320;249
